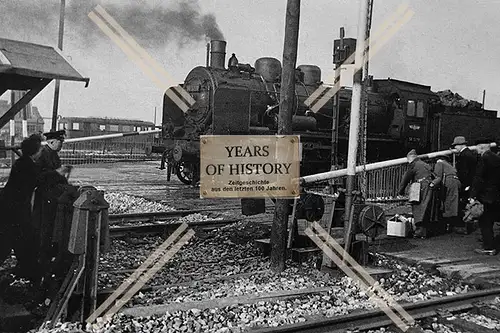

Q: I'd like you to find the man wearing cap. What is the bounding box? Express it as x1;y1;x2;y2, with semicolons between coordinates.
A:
35;130;69;175
398;149;434;238
32;130;72;286
469;139;500;255
451;136;478;234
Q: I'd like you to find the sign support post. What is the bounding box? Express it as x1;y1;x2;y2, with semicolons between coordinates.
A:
270;0;301;273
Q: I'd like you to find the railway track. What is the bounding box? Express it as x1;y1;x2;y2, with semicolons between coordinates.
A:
248;287;500;333
108;207;240;224
109;217;241;237
106;203;277;236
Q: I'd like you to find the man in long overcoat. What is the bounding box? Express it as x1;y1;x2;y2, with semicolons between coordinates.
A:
451;136;478;234
0;135;42;281
430;156;461;234
469;139;500;255
398;150;434;238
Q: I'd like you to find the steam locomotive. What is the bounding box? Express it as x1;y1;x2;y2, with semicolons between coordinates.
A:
157;39;500;184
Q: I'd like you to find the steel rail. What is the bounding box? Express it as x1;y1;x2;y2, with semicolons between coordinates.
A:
109;218;240;237
108;207;241;222
250;287;500;333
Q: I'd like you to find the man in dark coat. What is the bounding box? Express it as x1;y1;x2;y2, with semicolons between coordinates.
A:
32;130;71;284
469;139;500;255
0;134;42;281
451;136;478;234
398;150;434;238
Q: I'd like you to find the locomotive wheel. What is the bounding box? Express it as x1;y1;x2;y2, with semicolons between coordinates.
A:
176;162;196;185
358;205;387;240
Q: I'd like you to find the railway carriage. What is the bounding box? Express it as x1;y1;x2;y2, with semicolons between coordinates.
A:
58;117;156;140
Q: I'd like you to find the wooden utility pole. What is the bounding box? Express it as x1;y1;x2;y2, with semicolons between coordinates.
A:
51;0;66;131
343;0;369;257
270;0;301;273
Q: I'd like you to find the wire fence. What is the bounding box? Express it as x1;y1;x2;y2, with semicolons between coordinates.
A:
60;135;162;165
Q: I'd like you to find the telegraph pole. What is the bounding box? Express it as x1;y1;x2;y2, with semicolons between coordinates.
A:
270;0;301;273
51;0;66;131
343;0;369;257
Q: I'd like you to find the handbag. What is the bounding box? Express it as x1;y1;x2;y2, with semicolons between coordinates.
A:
408;182;421;204
463;201;484;223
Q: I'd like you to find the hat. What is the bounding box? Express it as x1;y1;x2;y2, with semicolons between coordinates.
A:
44;130;66;141
475;137;495;145
439;155;451;162
451;136;467;147
407;149;417;158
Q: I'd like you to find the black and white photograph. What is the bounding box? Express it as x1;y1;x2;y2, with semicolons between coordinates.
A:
1;0;500;332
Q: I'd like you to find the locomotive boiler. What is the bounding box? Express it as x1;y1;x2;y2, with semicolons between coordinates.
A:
159;40;438;184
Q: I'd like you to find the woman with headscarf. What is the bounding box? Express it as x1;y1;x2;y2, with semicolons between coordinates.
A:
0;134;42;281
430;155;461;234
398;149;434;238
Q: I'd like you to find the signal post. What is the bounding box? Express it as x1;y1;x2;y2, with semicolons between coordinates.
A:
344;0;369;257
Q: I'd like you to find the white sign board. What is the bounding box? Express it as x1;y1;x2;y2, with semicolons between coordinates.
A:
200;135;300;198
340;64;355;88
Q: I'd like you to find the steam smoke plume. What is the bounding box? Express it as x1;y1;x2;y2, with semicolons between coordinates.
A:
1;0;224;49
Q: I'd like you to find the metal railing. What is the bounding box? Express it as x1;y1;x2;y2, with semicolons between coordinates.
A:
363;164;409;200
307;163;411;201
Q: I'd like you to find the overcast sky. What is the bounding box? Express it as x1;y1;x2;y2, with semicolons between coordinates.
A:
2;0;499;126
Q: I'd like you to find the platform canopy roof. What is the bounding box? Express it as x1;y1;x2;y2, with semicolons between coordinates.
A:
0;37;90;130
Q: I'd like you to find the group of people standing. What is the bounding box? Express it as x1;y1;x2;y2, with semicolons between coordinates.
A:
399;136;500;255
0;130;71;294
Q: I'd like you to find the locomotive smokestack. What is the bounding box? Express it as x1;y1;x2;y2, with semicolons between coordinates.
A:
210;40;226;69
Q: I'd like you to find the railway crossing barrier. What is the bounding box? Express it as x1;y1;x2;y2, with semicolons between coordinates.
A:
43;186;109;328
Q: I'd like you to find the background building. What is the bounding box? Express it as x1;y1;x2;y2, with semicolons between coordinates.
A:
0;91;45;144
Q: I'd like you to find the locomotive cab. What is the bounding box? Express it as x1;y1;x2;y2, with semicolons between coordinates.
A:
372;78;437;153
